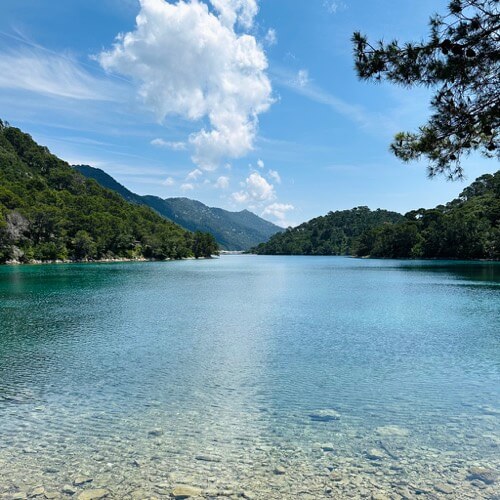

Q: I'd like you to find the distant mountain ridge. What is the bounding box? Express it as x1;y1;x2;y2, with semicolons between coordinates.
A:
74;165;281;250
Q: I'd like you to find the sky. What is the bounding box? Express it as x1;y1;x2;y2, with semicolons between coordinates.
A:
0;0;497;227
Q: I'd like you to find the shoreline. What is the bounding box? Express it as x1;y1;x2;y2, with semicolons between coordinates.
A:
2;256;217;266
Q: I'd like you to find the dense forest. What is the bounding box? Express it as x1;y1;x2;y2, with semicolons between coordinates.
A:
358;172;500;259
252;172;500;260
75;165;281;251
251;207;404;255
0;121;218;263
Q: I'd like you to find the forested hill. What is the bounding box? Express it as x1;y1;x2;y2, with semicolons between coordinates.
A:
251;207;404;255
356;171;500;260
75;165;281;251
252;171;500;260
0;121;218;263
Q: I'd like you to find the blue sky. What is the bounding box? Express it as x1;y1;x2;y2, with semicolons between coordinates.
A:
0;0;497;227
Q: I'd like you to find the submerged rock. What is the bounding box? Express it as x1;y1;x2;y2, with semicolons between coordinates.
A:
28;487;45;497
467;466;497;484
62;485;77;495
375;426;409;437
148;428;164;437
273;466;286;475
365;449;385;461
434;482;454;494
194;455;221;463
77;489;109;500
73;477;93;487
308;409;341;422
171;485;202;498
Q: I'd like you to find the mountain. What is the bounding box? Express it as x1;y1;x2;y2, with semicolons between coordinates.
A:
0;121;218;263
251;207;404;255
252;171;500;260
75;165;281;251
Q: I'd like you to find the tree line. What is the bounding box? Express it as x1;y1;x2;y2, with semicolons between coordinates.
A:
251;171;500;260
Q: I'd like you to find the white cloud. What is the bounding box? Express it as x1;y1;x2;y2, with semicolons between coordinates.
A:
256;159;265;169
151;138;187;150
264;28;277;46
180;182;194;191
323;1;346;14
268;169;281;184
186;168;203;180
210;0;258;29
262;202;294;227
215;175;230;189
232;171;275;203
0;49;120;101
162;176;176;186
294;69;309;88
98;0;273;170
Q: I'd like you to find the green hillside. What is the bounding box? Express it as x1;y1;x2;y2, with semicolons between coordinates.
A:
356;172;500;259
252;172;500;260
0;121;218;263
75;165;281;250
251;207;404;255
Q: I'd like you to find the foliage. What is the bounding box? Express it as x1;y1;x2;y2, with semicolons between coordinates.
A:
75;165;281;251
0;123;218;263
251;207;404;255
353;0;499;178
252;172;500;260
356;171;500;259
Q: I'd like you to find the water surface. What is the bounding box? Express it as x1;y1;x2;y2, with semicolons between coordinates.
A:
0;256;499;499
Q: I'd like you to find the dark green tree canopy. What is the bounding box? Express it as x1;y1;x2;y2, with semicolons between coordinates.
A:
353;0;499;178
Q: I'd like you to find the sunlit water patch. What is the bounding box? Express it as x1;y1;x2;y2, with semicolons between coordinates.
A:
0;257;499;499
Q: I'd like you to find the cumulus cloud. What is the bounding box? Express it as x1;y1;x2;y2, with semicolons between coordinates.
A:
262;202;294;227
98;0;273;170
180;182;194;191
268;169;281;184
232;171;275;204
210;0;258;29
256;159;265;168
215;175;230;189
151;138;187;150
186;168;203;180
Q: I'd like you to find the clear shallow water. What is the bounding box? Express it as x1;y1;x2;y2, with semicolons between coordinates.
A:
0;256;499;499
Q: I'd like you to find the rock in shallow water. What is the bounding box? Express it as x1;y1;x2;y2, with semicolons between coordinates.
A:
62;485;77;495
171;485;202;498
77;489;109;500
434;482;454;494
273;466;286;475
73;477;93;487
365;449;385;461
147;428;164;437
308;409;340;422
28;487;45;497
467;466;497;484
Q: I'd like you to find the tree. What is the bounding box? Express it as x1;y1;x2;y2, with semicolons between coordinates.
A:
353;0;499;179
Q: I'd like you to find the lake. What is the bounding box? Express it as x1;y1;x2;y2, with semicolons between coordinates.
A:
0;256;499;499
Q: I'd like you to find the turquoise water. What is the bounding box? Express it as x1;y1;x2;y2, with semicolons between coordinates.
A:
0;256;499;499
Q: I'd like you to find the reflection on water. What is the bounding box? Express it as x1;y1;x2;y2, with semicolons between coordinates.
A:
0;257;499;499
